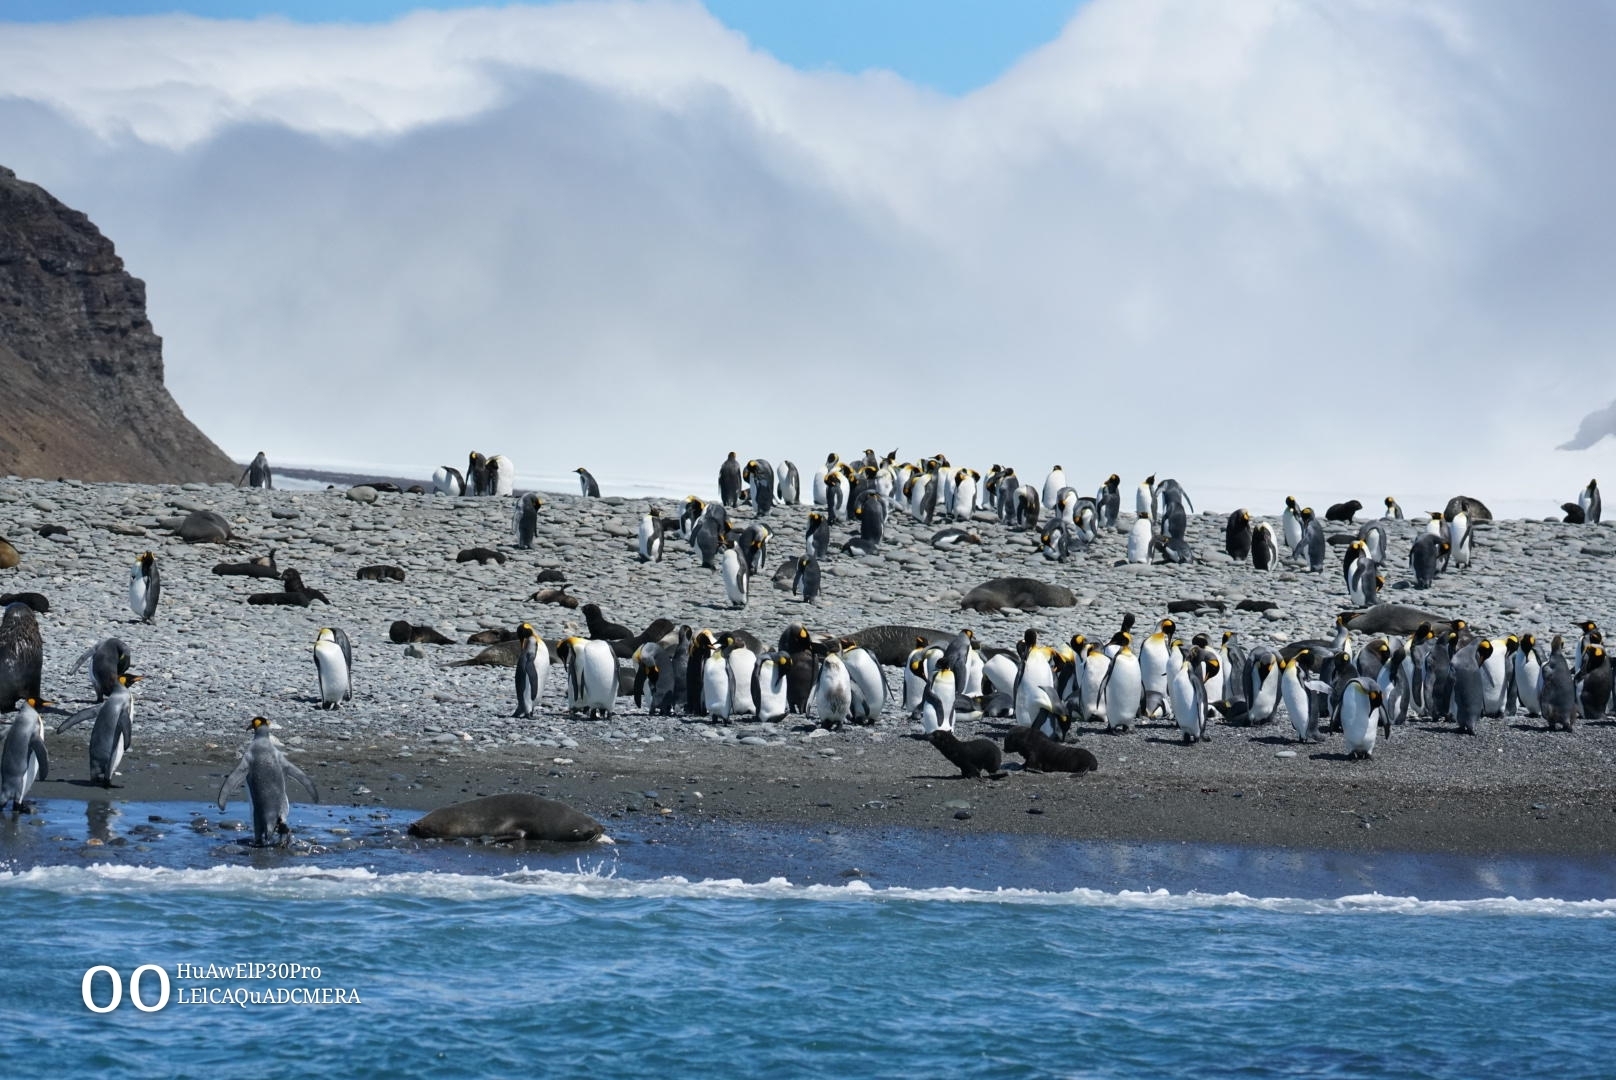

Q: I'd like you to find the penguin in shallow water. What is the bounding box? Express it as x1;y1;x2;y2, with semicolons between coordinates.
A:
513;492;543;550
793;556;821;603
0;602;44;712
128;551;160;623
239;451;273;490
1579;479;1602;524
217;717;320;846
1225;509;1252;562
513;623;550;718
574;468;600;497
56;672;139;786
1251;522;1278;572
313;627;353;710
0;698;48;811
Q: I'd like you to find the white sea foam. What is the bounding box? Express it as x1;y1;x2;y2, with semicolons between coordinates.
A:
1;862;1610;917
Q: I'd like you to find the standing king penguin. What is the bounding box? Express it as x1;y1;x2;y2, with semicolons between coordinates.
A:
217;717;320;846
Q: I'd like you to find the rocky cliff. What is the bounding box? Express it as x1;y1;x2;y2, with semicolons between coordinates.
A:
0;166;235;483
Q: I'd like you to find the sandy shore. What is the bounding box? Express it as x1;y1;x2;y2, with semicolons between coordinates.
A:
4;472;1616;859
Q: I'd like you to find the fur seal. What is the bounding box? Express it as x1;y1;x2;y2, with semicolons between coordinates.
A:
1234;599;1279;612
442;639;527;668
0;592;49;614
1167;599;1227;615
1443;495;1492;523
356;564;406;582
36;524;68;539
1341;605;1450;636
456;547;507;566
1325;500;1363;522
582;604;632;641
0;603;44;712
408;794;605;843
959;577;1077;613
247;569;330;607
530;587;579;609
928;730;1006;779
1563;503;1587;524
535;568;566;584
1004;725;1099;774
0;537;18;569
466;628;519;645
176;510;235;544
389;620;454;646
212;551;280;578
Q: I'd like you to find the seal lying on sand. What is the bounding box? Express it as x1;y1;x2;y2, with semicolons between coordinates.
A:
1443;495;1492;522
408;794;606;843
1341;605;1451;635
843;625;956;665
960;577;1077;613
212;551;280;578
389;620;454;646
1004;726;1099;774
176;510;235;544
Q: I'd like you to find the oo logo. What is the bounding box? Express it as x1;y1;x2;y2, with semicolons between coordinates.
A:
81;965;170;1013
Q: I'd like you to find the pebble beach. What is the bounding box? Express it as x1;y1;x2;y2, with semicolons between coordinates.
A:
4;472;1615;856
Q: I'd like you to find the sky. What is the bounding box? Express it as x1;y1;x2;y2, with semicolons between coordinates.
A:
1;0;1614;512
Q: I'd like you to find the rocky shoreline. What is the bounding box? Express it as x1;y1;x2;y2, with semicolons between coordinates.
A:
2;473;1614;858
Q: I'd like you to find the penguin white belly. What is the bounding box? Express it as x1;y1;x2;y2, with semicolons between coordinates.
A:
982;653;1017;700
703;656;732;718
813;660;851;724
757;667;789;721
903;664;928;715
1281;668;1311;741
721;549;748;607
1080;655;1110;721
578;642;617;712
962;650;984;697
1479;642;1508;715
1251;671;1280;722
1127;519;1152;564
844;651;884;722
1104;656;1142;730
1282;512;1303;551
727;649;758;715
812;470;828;505
488;455;516;496
953;478;977;520
128;574;146;618
1139;641;1171;710
908;478;929;519
1168;669;1201;739
1014;659;1056;723
1515;656;1542;714
1340;689;1378;757
314;644;349;706
637;517;657;559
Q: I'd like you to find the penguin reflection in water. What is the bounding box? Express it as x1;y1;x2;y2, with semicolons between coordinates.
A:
217;717;320;847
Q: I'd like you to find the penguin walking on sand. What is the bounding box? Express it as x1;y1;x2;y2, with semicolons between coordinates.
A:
217;717;320;847
128;552;160;623
513;492;543;550
1579;479;1602;524
55;672;139;786
574;468;600;497
513;623;549;719
313;627;353;710
638;506;665;563
793;556;821;603
720;541;749;608
0;698;48;812
239;451;273;490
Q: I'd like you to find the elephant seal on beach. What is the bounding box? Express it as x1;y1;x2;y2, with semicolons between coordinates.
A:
408;794;606;843
1341;605;1451;636
0;537;18;569
177;510;235;544
960;577;1077;613
842;625;955;665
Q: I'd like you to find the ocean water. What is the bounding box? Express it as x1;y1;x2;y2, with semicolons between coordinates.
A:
4;801;1614;1078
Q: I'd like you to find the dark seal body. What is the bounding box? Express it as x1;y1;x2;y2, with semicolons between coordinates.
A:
928;730;1004;778
1005;726;1099;774
408;794;605;843
357;565;407;582
960;577;1077;613
457;547;507;566
389;621;454;645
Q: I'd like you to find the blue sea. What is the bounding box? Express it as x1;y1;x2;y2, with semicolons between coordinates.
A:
3;799;1614;1078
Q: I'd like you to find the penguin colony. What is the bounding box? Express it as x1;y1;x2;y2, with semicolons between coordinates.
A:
0;459;1611;834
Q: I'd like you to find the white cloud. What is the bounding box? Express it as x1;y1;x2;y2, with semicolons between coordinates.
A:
1;0;1612;513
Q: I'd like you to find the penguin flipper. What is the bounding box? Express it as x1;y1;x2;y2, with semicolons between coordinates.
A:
283;762;320;804
70;647;93;675
217;755;250;811
31;735;47;782
54;705;100;734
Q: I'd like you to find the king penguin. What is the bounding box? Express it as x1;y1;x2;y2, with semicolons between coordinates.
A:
513;622;550;718
128;551;160;623
56;672;139;786
513;492;543;550
1579;479;1602;524
0;697;48;811
793;555;821;603
217;717;320;847
638;506;665;563
574;467;601;497
313;627;354;710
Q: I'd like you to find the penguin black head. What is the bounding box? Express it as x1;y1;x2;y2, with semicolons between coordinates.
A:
1385;496;1396;507
1119;613;1136;634
518;622;535;641
798;556;809;569
1575;620;1600;634
1478;639;1494;661
119;673;143;687
249;716;271;731
1109;630;1131;649
1202;655;1221;680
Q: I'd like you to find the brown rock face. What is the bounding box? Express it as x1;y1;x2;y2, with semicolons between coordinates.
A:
0;165;235;483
